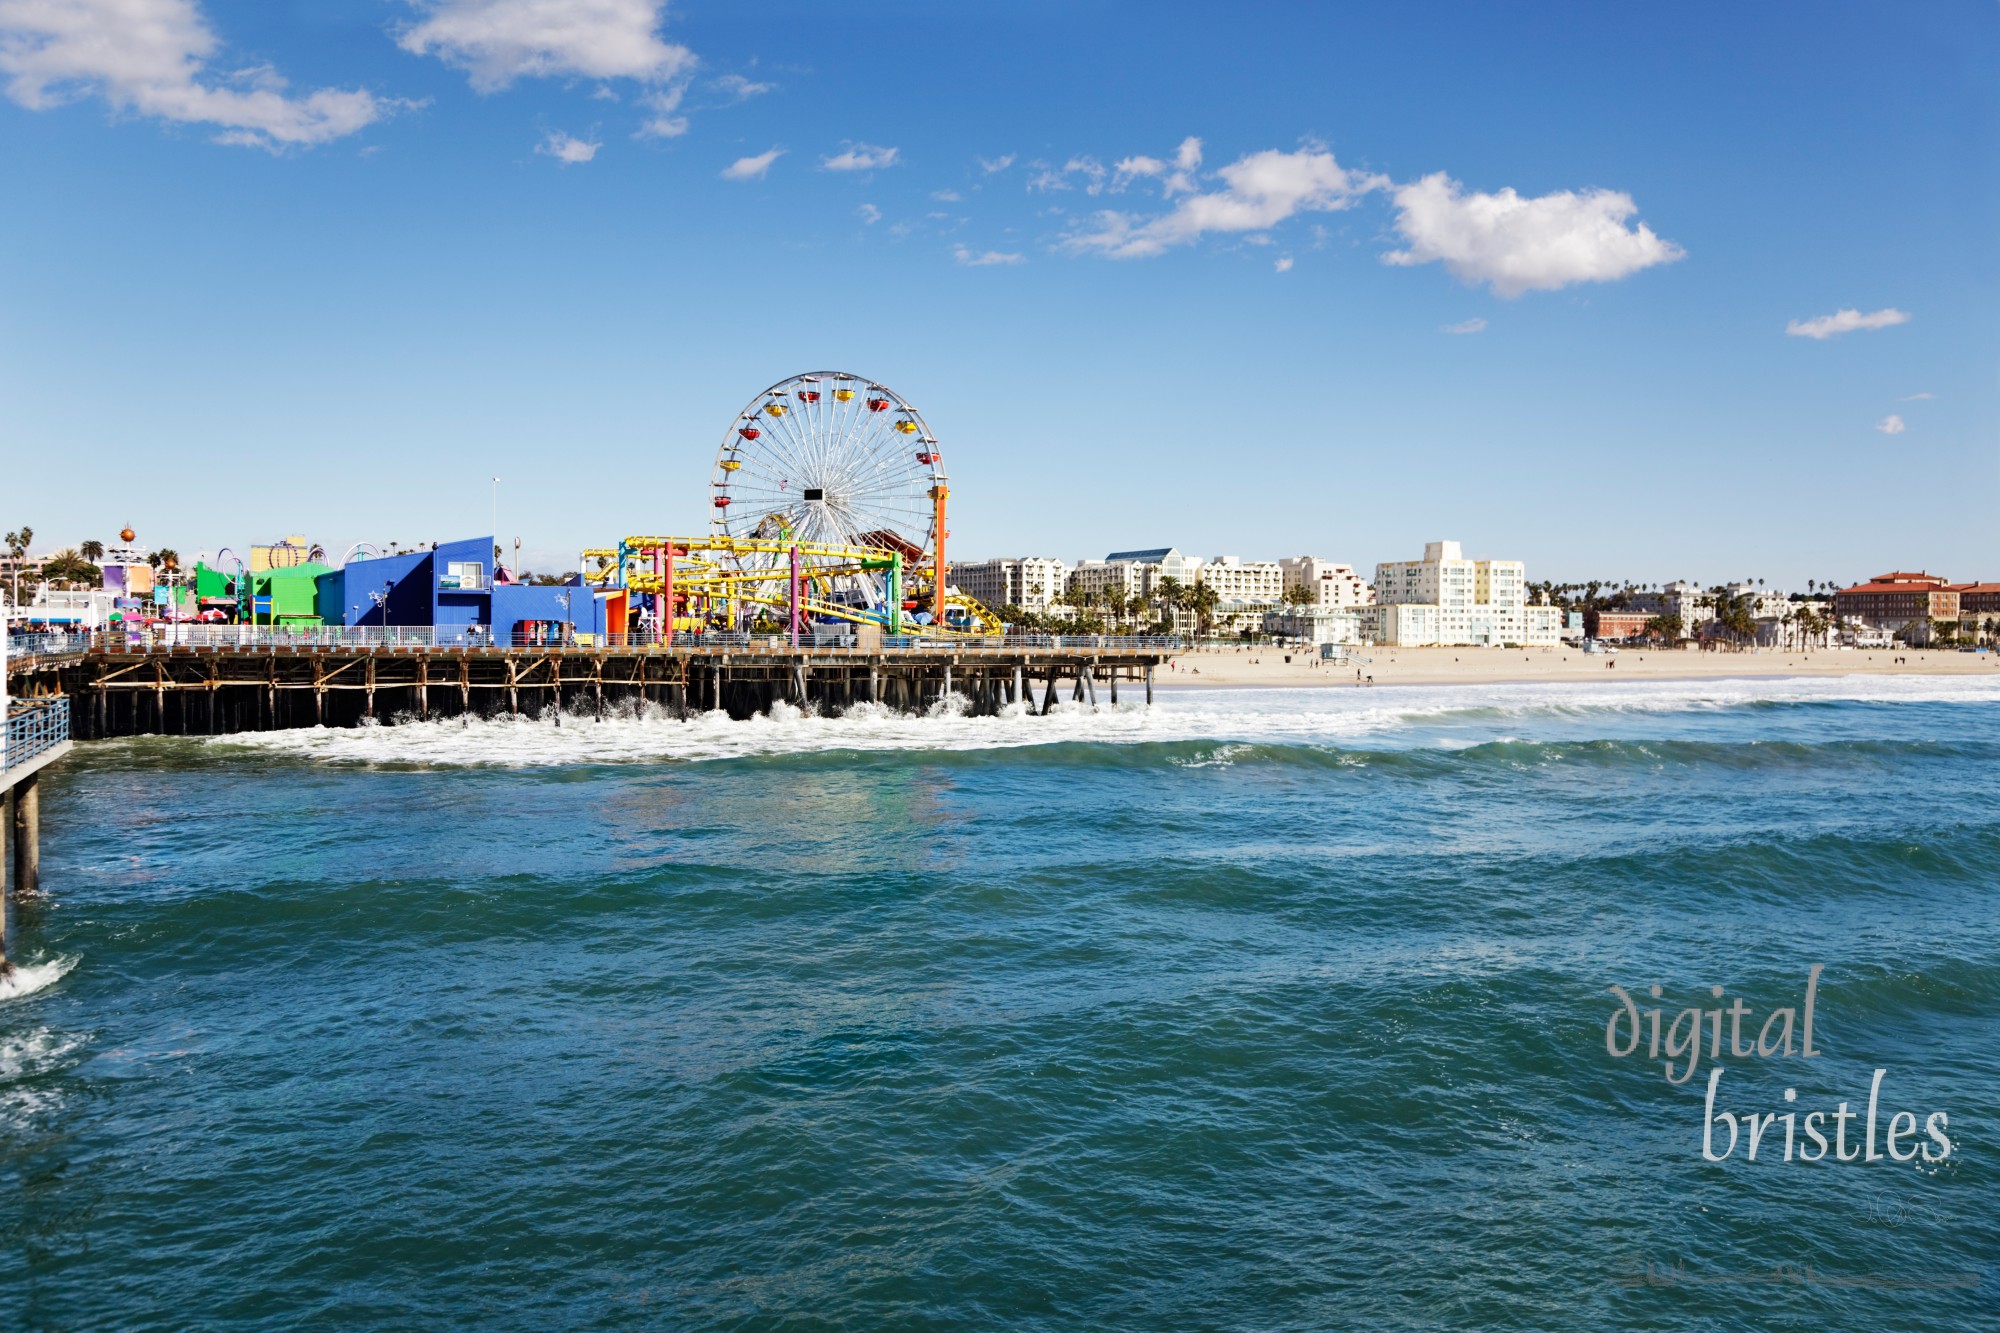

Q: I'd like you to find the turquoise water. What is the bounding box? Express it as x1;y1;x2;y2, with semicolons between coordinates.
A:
3;677;1997;1329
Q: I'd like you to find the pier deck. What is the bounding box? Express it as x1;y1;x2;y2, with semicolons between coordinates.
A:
6;636;1174;737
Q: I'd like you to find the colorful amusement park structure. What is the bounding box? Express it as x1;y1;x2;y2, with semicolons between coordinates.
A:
579;371;1002;642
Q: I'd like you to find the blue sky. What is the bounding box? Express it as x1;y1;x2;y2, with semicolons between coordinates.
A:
2;0;1993;586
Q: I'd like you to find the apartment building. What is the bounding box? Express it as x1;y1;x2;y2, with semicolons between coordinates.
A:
1198;555;1284;604
1369;539;1559;646
1277;556;1373;608
1067;547;1202;602
948;557;1069;612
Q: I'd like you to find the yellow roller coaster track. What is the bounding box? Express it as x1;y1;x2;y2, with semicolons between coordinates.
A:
578;535;1003;636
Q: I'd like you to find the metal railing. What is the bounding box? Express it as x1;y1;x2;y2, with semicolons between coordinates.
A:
3;697;70;772
4;631;93;660
29;625;1185;655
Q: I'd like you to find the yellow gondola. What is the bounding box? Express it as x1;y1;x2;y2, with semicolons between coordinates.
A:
893;419;918;434
765;403;788;417
833;388;855;402
720;459;742;471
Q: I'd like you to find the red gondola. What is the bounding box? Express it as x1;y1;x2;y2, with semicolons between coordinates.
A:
713;496;732;508
798;390;821;404
915;452;938;464
866;397;890;412
739;426;761;440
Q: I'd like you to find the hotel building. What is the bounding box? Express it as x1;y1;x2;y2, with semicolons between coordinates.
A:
1367;539;1561;646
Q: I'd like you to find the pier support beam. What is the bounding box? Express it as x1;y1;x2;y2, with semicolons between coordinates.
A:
11;775;38;898
1146;665;1154;705
0;790;9;971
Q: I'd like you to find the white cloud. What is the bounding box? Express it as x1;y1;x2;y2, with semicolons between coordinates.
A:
536;129;598;163
1063;154;1107;193
954;245;1023;267
1785;307;1911;339
1273;255;1294;273
931;188;961;202
634;80;687;137
720;146;781;180
398;0;695;92
1875;414;1906;435
1113;135;1201;195
713;72;770;100
978;152;1014;174
822;141;898;171
1065;145;1385;259
0;0;388;148
1899;391;1934;401
1383;172;1684;296
857;202;880;225
1442;317;1488;334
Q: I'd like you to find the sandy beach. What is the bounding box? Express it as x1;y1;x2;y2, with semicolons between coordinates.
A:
1157;643;2000;688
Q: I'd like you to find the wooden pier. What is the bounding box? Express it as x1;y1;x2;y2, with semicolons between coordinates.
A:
6;641;1170;739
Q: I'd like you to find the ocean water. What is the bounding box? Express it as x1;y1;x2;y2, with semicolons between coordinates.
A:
3;677;1997;1330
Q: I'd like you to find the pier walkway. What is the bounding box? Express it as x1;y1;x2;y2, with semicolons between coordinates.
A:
4;629;1178;737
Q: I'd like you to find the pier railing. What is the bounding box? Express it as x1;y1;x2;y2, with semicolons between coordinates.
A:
5;631;94;660
3;697;70;773
51;625;1183;655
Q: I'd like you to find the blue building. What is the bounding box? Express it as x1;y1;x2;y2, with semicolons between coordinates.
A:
318;536;603;643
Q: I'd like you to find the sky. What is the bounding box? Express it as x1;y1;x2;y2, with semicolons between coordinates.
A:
1;0;1994;588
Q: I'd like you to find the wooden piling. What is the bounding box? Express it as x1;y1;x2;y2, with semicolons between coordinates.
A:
11;775;38;897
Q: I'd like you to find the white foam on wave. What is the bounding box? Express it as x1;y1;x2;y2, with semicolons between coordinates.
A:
195;674;1999;770
0;954;79;1003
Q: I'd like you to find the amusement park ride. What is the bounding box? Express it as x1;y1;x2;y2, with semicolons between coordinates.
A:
581;371;1003;640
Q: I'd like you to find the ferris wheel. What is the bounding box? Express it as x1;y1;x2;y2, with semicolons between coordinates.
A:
710;370;946;614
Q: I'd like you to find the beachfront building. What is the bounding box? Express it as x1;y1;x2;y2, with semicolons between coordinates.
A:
1627;580;1716;634
1198;556;1284;604
1834;572;1959;632
1277;557;1374;608
1263;607;1365;645
1585;610;1654;641
949;557;1069;612
1368;540;1560;647
1067;547;1202;603
1951;583;2000;642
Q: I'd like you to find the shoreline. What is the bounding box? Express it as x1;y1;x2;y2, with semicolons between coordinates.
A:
1151;645;2000;690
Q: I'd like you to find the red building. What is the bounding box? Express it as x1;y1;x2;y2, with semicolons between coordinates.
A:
1833;571;1959;626
1948;582;2000;619
1585;610;1656;640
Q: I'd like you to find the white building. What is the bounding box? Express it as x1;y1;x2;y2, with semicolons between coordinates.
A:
1264;607;1365;645
1198;555;1284;604
1277;556;1374;608
1369;540;1559;646
949;557;1069;612
1067;547;1202;602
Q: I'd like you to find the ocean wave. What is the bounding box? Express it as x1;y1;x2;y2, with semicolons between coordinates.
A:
0;954;78;1004
101;674;1996;770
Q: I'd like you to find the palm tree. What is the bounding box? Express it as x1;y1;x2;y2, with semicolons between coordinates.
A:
40;548;101;590
1189;582;1220;638
4;526;32;601
1156;575;1183;632
156;548;180;572
80;539;105;562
